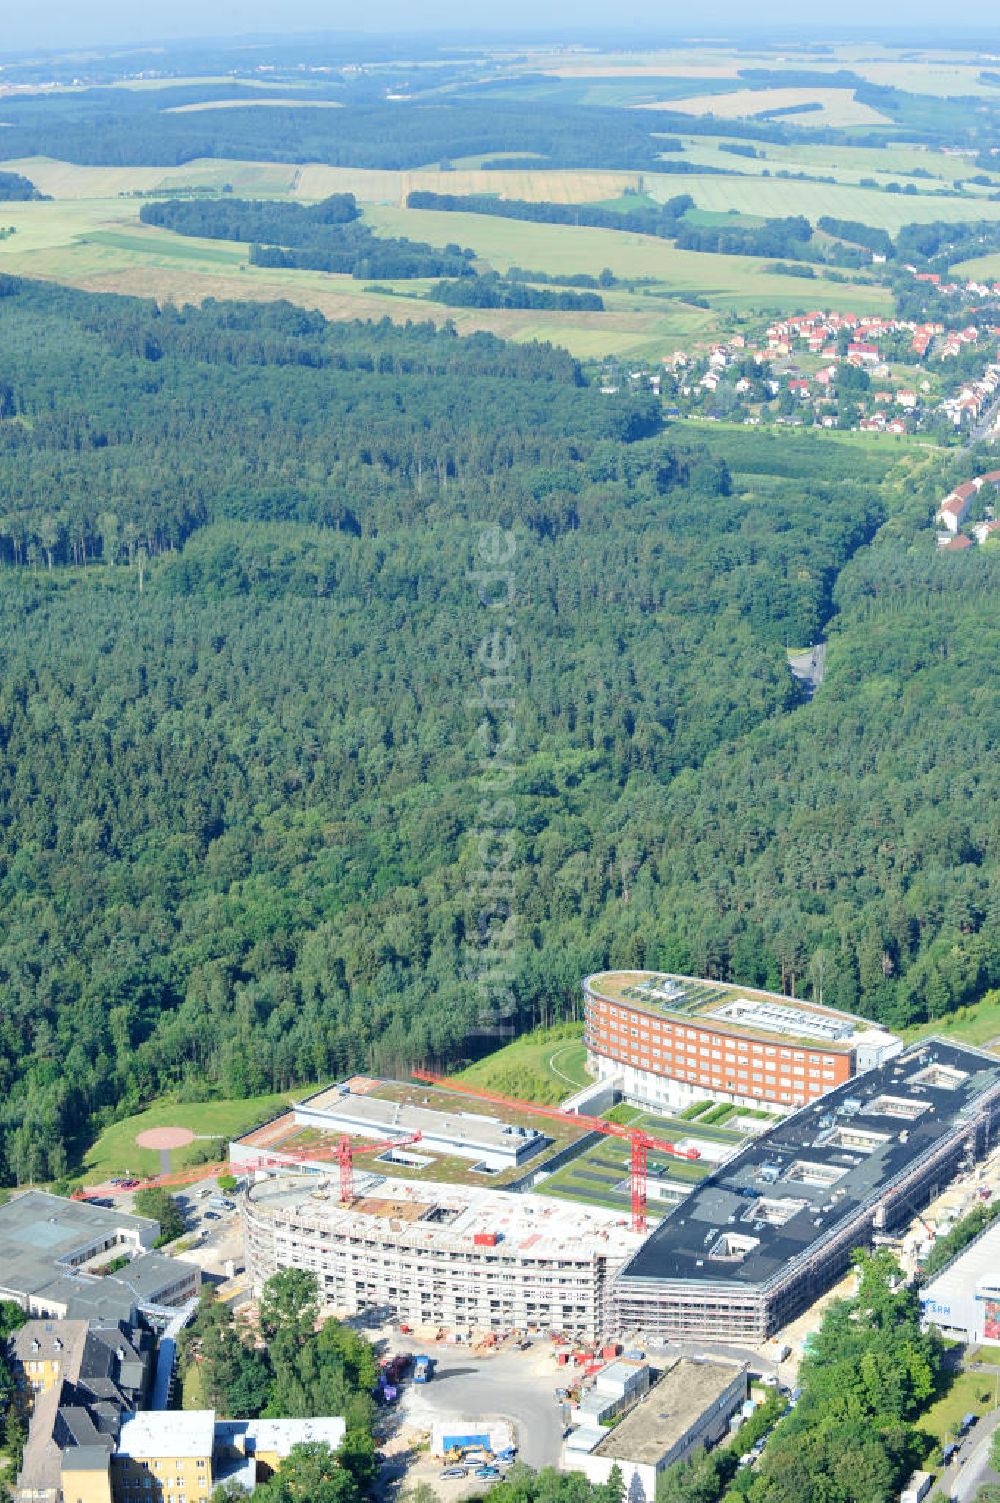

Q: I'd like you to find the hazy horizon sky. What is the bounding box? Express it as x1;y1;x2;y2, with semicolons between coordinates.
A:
2;1;998;56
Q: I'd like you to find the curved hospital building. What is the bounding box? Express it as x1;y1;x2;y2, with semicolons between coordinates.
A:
583;971;903;1114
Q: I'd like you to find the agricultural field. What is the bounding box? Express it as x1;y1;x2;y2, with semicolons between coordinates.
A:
642;172;1000;232
672;134;1000;191
0;181;890;361
646;86;893;129
954;250;1000;281
365;203;893;316
0;154;303;198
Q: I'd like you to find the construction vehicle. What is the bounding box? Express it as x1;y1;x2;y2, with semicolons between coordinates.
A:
412;1070;698;1234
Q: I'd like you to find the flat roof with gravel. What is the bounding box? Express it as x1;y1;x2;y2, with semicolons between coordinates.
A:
592;1358;745;1463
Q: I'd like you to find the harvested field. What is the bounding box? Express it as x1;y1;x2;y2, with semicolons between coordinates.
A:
642;86;892;127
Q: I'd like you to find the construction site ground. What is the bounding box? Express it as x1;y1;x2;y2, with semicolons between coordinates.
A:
375;1340;567;1497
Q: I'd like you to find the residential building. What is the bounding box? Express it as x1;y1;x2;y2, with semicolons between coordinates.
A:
10;1320;152;1503
114;1410;346;1503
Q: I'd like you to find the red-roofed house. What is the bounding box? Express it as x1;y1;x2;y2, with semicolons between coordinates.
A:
941;533;973;551
938;491;973;533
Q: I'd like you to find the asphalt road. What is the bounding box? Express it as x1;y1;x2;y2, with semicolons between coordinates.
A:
399;1349;565;1469
944;1407;1000;1503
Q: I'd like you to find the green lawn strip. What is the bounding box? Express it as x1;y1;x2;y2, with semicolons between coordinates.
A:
904;989;1000;1051
631;1111;743;1144
970;1345;1000;1366
80;228;247;264
918;1369;999;1454
450;1024;588;1104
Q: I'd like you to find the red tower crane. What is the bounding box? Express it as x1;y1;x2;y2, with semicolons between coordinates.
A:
335;1130;423;1205
72;1131;423;1204
411;1071;697;1233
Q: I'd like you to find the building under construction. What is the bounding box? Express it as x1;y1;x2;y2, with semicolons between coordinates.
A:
243;1174;642;1341
612;1039;1000;1342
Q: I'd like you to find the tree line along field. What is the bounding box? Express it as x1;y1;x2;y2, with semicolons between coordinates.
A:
4;147;1000;362
0;184;890;361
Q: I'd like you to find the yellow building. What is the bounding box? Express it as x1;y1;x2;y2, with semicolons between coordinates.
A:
111;1412;347;1502
10;1322;90;1410
10;1320;152;1503
112;1412;214;1503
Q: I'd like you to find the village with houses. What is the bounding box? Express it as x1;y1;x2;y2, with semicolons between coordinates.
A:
608;266;1000;444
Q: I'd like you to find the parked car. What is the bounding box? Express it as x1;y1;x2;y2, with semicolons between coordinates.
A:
440;1468;466;1480
205;1211;221;1221
474;1467;501;1479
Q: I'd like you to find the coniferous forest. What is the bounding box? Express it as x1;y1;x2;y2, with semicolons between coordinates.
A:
0;276;998;1183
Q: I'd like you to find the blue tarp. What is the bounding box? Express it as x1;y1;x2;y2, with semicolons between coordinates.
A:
443;1434;490;1451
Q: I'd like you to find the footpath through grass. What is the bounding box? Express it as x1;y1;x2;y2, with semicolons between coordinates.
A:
451;1024;589;1105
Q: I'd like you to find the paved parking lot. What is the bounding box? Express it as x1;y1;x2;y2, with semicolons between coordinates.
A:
398;1347;564;1470
168;1179;246;1280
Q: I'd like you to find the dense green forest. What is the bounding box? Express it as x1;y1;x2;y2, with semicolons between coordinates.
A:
0;172;45;202
0;277;997;1185
141;195;478;280
428;276;604;310
0;95;671;171
2;74;997;176
406;191;700;240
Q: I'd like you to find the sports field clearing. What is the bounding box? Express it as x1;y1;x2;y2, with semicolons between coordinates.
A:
74;1091;296;1186
641;86;892;128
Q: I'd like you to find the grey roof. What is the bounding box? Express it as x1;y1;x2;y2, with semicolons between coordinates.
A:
11;1316;152;1500
116;1253;195;1300
27;1274;139;1324
62;1446;114;1473
620;1039;1000;1292
0;1192;195;1327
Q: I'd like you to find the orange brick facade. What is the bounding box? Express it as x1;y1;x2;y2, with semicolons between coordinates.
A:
583;992;854;1110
